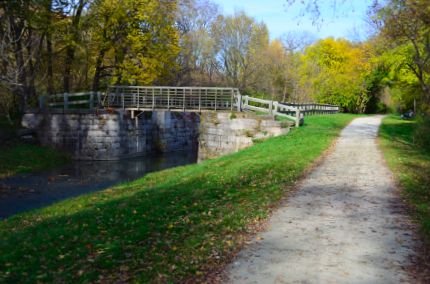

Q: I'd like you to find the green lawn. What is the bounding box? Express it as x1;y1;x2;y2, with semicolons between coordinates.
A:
379;115;430;238
0;114;357;283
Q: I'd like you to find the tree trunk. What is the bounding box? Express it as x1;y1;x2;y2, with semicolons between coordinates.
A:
9;16;28;111
63;0;85;93
92;49;106;92
46;0;54;95
46;34;54;94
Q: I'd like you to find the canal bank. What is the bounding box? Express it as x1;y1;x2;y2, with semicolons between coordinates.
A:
0;150;197;219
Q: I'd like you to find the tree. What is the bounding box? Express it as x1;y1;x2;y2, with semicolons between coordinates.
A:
374;0;430;109
176;0;220;85
300;38;373;112
212;12;269;89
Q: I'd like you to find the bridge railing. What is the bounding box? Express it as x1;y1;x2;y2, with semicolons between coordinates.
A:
282;102;339;115
38;87;339;128
241;96;302;127
39;92;102;110
104;86;241;112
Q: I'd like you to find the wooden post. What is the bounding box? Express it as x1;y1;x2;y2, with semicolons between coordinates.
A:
295;108;300;127
39;95;46;110
244;96;249;111
273;101;278;115
89;92;94;109
64;93;69;110
230;89;234;111
97;92;101;108
236;90;242;112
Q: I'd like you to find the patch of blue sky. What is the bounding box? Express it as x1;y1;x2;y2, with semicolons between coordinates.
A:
212;0;375;41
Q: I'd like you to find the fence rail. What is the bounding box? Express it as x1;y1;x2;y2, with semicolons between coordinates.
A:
39;92;102;110
39;86;339;128
282;102;339;115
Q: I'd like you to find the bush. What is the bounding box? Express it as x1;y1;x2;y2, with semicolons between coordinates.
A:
415;114;430;152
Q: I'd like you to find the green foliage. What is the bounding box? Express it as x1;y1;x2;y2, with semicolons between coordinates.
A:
376;0;430;108
300;38;373;113
380;115;430;238
0;143;69;179
0;114;357;283
415;115;430;152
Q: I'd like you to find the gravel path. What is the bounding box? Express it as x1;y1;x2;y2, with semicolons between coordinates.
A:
225;116;418;283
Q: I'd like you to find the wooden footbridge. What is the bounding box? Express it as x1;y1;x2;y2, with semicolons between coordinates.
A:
40;86;339;127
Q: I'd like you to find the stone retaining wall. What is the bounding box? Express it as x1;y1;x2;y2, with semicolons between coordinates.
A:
198;112;291;160
22;110;199;160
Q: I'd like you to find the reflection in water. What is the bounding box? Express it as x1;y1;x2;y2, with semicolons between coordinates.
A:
0;151;197;219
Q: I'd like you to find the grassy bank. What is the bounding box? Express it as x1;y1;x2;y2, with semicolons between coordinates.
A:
0;118;69;179
379;115;430;238
0;114;357;283
0;144;69;179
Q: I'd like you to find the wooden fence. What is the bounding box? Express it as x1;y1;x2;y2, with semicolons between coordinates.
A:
240;96;301;126
282;102;339;116
39;92;102;110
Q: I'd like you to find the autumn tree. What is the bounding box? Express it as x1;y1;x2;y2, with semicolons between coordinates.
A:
300;38;373;112
176;0;220;86
212;12;269;89
373;0;430;110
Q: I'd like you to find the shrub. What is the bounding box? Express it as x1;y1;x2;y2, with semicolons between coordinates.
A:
415;114;430;152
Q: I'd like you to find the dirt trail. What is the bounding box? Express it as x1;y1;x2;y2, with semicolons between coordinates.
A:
225;116;418;283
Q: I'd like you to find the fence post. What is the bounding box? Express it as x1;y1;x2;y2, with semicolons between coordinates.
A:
295;108;300;127
236;90;242;112
89;92;94;109
230;89;233;111
64;93;69;110
39;95;46;110
273;101;278;115
244;96;249;111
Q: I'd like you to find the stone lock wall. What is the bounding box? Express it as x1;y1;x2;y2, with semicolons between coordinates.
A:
22;110;199;160
22;110;290;161
198;112;291;160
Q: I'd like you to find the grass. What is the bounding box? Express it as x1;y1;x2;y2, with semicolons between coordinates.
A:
0;114;358;283
379;115;430;238
0;118;69;179
0;143;70;179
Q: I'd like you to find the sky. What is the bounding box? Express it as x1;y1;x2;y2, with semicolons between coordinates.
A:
212;0;375;42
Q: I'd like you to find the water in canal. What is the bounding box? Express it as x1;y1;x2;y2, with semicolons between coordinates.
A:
0;151;197;219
